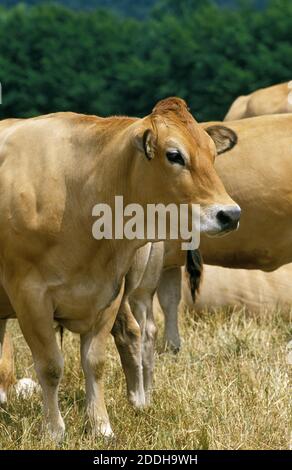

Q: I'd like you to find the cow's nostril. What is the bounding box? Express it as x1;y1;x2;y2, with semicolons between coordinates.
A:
217;210;232;226
216;206;241;231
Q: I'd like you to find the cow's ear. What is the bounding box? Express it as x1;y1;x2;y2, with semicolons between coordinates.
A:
205;125;238;155
134;129;156;160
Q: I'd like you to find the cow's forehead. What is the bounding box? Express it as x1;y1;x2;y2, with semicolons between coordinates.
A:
156;116;212;153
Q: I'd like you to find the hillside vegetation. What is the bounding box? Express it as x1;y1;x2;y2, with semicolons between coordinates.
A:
0;0;290;122
0;1;268;17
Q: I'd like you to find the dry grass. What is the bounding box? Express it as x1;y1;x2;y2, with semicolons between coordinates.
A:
0;307;291;450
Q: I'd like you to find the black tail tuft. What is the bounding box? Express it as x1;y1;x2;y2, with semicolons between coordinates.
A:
186;249;204;303
59;326;64;351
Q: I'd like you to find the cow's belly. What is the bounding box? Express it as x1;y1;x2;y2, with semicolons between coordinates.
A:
0;272;123;333
0;239;135;332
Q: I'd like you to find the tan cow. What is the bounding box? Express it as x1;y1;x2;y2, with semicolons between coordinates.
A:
115;113;292;405
224;81;292;121
182;264;292;313
0;98;239;439
160;113;292;349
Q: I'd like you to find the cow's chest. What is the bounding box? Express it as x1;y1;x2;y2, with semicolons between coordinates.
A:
52;269;123;334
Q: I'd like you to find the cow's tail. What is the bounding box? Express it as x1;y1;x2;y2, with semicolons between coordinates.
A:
59;326;64;351
186;249;204;303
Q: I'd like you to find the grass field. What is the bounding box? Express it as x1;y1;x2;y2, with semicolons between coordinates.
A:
0;306;291;450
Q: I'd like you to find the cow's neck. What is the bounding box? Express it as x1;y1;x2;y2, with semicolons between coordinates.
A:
69;120;150;281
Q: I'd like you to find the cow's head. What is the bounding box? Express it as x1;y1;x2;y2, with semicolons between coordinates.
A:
132;97;240;237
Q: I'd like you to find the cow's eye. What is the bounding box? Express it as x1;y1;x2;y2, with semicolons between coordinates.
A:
166;150;185;166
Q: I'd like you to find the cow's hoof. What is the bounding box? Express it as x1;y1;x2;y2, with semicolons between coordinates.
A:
128;390;146;409
85;412;115;440
99;422;115;439
45;418;65;443
163;339;181;355
0;388;7;405
89;421;115;440
144;392;152;407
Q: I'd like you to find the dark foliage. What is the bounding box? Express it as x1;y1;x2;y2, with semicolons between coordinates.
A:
0;0;290;121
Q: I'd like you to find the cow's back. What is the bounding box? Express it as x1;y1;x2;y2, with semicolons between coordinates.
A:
247;82;292;117
224;95;249;121
224;81;292;120
182;263;292;313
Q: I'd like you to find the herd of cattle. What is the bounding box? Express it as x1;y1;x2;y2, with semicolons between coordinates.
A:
0;81;292;441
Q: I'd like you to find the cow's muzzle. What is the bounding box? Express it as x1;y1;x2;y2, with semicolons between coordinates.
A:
200;204;241;237
216;206;241;233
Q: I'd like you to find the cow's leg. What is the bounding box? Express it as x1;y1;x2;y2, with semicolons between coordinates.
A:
111;300;145;409
19;317;64;440
81;287;124;437
0;320;8;404
112;243;163;408
157;267;182;353
21;330;64;440
0;321;15;405
126;242;163;404
143;299;156;404
129;293;156;405
6;278;65;440
111;246;152;409
80;331;113;437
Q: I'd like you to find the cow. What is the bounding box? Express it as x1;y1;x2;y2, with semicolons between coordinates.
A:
224;81;292;121
0;97;240;439
114;113;292;405
160;113;292;349
182;263;292;314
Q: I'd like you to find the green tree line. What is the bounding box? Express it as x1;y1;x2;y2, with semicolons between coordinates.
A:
0;0;291;121
0;0;267;17
0;1;157;18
